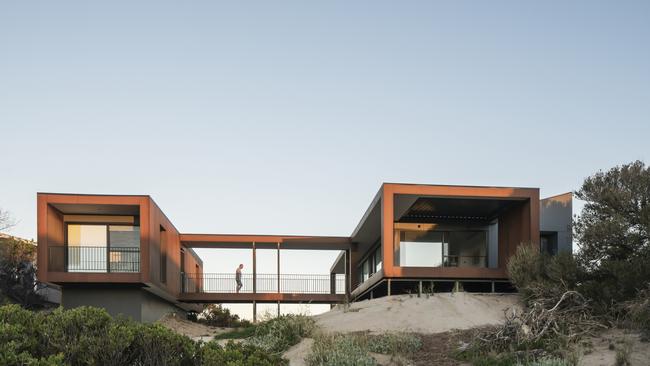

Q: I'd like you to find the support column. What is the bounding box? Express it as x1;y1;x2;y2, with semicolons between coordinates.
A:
491;281;495;293
387;279;391;296
252;242;257;294
277;242;280;293
345;249;351;295
418;281;422;298
253;301;257;323
277;300;280;317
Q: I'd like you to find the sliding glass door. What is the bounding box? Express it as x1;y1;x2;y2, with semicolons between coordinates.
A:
397;229;488;268
66;224;140;273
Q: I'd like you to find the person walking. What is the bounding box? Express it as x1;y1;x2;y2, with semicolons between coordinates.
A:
235;264;244;293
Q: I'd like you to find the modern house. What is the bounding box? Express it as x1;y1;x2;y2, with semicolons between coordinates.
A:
36;183;572;322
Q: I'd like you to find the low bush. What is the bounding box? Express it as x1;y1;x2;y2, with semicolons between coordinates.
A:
0;304;287;366
367;332;422;356
507;244;582;306
213;325;258;340
524;359;574;366
622;286;650;339
460;245;604;365
199;304;251;328
199;341;287;366
247;314;315;354
306;333;377;366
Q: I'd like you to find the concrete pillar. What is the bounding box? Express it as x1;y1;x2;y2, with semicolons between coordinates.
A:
387;279;391;296
418;281;422;297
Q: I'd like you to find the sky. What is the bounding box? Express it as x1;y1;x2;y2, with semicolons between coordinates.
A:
1;1;649;318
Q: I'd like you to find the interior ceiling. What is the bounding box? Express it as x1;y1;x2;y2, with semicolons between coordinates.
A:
51;203;139;216
398;197;521;221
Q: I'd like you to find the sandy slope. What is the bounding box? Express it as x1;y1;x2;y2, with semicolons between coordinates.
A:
314;293;520;334
283;293;519;366
156;313;229;341
578;329;650;366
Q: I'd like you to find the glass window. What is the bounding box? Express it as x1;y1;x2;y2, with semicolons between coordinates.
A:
67;224;107;272
448;231;487;267
67;224;107;247
396;228;489;268
362;260;370;281
66;224;140;273
374;247;382;272
109;225;140;247
399;230;444;267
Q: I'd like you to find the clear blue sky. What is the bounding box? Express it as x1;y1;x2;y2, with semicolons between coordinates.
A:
1;1;649;312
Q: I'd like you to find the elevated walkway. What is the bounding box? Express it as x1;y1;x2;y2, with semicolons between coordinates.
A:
177;272;347;304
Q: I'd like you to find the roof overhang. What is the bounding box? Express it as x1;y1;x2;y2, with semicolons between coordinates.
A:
180;234;351;250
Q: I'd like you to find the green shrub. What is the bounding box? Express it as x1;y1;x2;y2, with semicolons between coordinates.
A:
523;359;573;366
0;304;288;366
623;286;650;339
581;256;650;315
367;332;422;356
199;340;288;366
507;244;581;304
200;304;251;328
213;325;258;340
306;333;377;366
247;314;315;353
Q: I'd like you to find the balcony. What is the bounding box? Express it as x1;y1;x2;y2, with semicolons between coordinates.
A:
48;246;140;273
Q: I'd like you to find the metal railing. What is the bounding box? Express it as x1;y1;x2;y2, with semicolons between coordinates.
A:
48;246;140;273
181;273;346;295
443;255;487;267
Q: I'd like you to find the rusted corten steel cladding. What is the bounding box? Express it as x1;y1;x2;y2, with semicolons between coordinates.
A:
37;193;202;299
381;184;539;278
37;182;542;302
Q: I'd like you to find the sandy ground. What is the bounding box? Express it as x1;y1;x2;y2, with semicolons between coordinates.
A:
283;338;313;366
156;313;229;341
282;293;519;366
578;329;650;366
314;293;520;335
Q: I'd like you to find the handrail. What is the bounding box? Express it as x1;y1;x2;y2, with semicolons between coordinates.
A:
182;273;346;295
48;246;140;273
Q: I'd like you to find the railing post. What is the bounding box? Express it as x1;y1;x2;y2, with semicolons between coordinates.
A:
106;246;111;273
252;242;256;294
